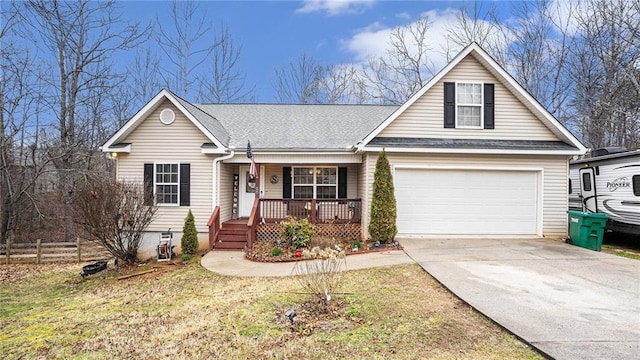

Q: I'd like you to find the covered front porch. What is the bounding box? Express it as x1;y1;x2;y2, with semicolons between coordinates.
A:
208;155;367;251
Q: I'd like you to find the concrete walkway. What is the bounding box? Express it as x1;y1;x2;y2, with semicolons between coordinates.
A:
200;249;413;277
400;237;640;360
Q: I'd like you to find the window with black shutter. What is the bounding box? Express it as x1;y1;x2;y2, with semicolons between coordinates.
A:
144;163;190;206
444;82;495;129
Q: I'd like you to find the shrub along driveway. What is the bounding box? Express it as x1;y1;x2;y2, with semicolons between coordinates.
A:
401;237;640;360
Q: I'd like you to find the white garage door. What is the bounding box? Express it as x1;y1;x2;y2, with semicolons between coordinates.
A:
395;168;538;235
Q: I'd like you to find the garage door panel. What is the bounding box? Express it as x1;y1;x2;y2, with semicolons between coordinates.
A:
395;169;538;235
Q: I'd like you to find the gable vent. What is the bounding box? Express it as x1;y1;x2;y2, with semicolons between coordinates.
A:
159;108;175;125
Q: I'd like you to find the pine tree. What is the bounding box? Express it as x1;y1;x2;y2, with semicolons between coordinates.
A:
181;209;198;256
368;151;397;243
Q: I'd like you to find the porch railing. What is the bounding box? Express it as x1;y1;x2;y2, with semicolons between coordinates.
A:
207;206;220;250
260;199;361;224
247;198;261;249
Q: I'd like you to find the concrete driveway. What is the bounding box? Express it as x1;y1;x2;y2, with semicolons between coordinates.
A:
400;237;640;360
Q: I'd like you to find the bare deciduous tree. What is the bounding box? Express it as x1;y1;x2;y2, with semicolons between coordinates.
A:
570;0;640;149
25;0;147;242
0;1;52;245
362;16;436;104
274;53;324;104
444;1;502;62
198;24;255;103
157;0;214;97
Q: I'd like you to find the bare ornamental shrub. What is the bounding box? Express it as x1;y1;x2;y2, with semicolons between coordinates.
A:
292;247;346;310
75;180;157;264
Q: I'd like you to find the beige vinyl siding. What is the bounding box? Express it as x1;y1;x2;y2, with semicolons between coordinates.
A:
218;163;235;222
117;100;214;234
379;55;558;141
261;164;284;199
362;153;569;239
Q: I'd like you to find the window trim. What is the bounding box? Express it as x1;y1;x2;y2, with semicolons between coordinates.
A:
292;166;338;199
154;162;180;206
455;81;484;129
633;175;640;196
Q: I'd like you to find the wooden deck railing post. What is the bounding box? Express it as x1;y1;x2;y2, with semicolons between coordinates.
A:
310;199;317;223
5;237;9;265
76;237;81;262
36;239;41;264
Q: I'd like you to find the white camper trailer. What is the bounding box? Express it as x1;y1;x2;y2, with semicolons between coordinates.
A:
569;148;640;234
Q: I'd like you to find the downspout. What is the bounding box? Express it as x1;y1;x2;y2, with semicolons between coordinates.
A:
212;147;235;210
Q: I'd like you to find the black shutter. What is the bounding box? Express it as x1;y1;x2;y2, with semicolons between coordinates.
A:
283;167;292;199
444;82;456;128
484;83;495;129
143;163;153;206
338;167;347;198
179;163;190;206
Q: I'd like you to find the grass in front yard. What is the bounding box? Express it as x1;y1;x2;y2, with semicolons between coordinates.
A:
0;261;542;359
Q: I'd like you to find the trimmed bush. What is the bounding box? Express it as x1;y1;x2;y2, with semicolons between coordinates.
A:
282;217;315;249
181;209;198;256
368;150;397;243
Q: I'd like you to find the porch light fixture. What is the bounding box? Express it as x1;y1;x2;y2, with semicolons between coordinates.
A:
110;152;118;159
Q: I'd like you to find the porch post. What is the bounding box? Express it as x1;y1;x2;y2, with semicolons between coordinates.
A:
310;199;317;223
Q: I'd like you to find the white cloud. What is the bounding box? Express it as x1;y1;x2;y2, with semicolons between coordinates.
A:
296;0;376;16
548;0;584;36
342;8;459;71
395;12;411;20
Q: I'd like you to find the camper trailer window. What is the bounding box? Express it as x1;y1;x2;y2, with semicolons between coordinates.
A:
633;175;640;196
568;179;572;194
582;172;592;192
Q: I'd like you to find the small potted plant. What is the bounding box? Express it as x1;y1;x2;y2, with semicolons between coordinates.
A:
352;240;362;252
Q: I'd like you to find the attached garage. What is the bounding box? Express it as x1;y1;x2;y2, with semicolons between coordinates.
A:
394;168;540;235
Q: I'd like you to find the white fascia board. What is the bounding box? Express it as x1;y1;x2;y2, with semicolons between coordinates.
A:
362;146;584;156
471;48;587;153
169;97;227;150
101;144;131;153
358;44;478;150
357;42;587;154
201;147;227;154
101;89;227;152
224;152;362;164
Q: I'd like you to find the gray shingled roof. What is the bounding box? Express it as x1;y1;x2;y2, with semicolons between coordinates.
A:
170;92;231;145
197;104;398;150
369;137;578;151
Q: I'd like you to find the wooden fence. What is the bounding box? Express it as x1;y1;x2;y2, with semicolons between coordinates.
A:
1;238;111;264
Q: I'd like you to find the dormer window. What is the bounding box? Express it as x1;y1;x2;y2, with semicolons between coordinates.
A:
444;82;494;129
456;82;483;128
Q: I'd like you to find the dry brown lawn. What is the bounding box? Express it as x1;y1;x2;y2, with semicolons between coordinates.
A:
0;259;543;359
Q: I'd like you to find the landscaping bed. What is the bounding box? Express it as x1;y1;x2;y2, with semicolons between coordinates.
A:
248;217;400;262
247;237;401;262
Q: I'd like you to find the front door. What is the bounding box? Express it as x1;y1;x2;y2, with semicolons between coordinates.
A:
239;165;264;218
579;167;597;212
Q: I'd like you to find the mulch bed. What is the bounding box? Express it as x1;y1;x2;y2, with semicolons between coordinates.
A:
246;238;401;262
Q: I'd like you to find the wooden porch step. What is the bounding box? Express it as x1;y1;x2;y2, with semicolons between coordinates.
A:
218;234;246;242
213;241;246;251
221;224;248;231
214;219;249;251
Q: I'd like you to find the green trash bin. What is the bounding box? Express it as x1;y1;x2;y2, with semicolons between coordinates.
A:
567;210;608;251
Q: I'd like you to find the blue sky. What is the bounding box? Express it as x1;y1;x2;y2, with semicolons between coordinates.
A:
121;0;520;102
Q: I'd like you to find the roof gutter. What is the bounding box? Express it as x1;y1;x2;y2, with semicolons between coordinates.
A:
212;147;235;210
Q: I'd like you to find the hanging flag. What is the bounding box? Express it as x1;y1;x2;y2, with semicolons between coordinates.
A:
247;140;258;180
249;158;258;180
246;140;253;159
